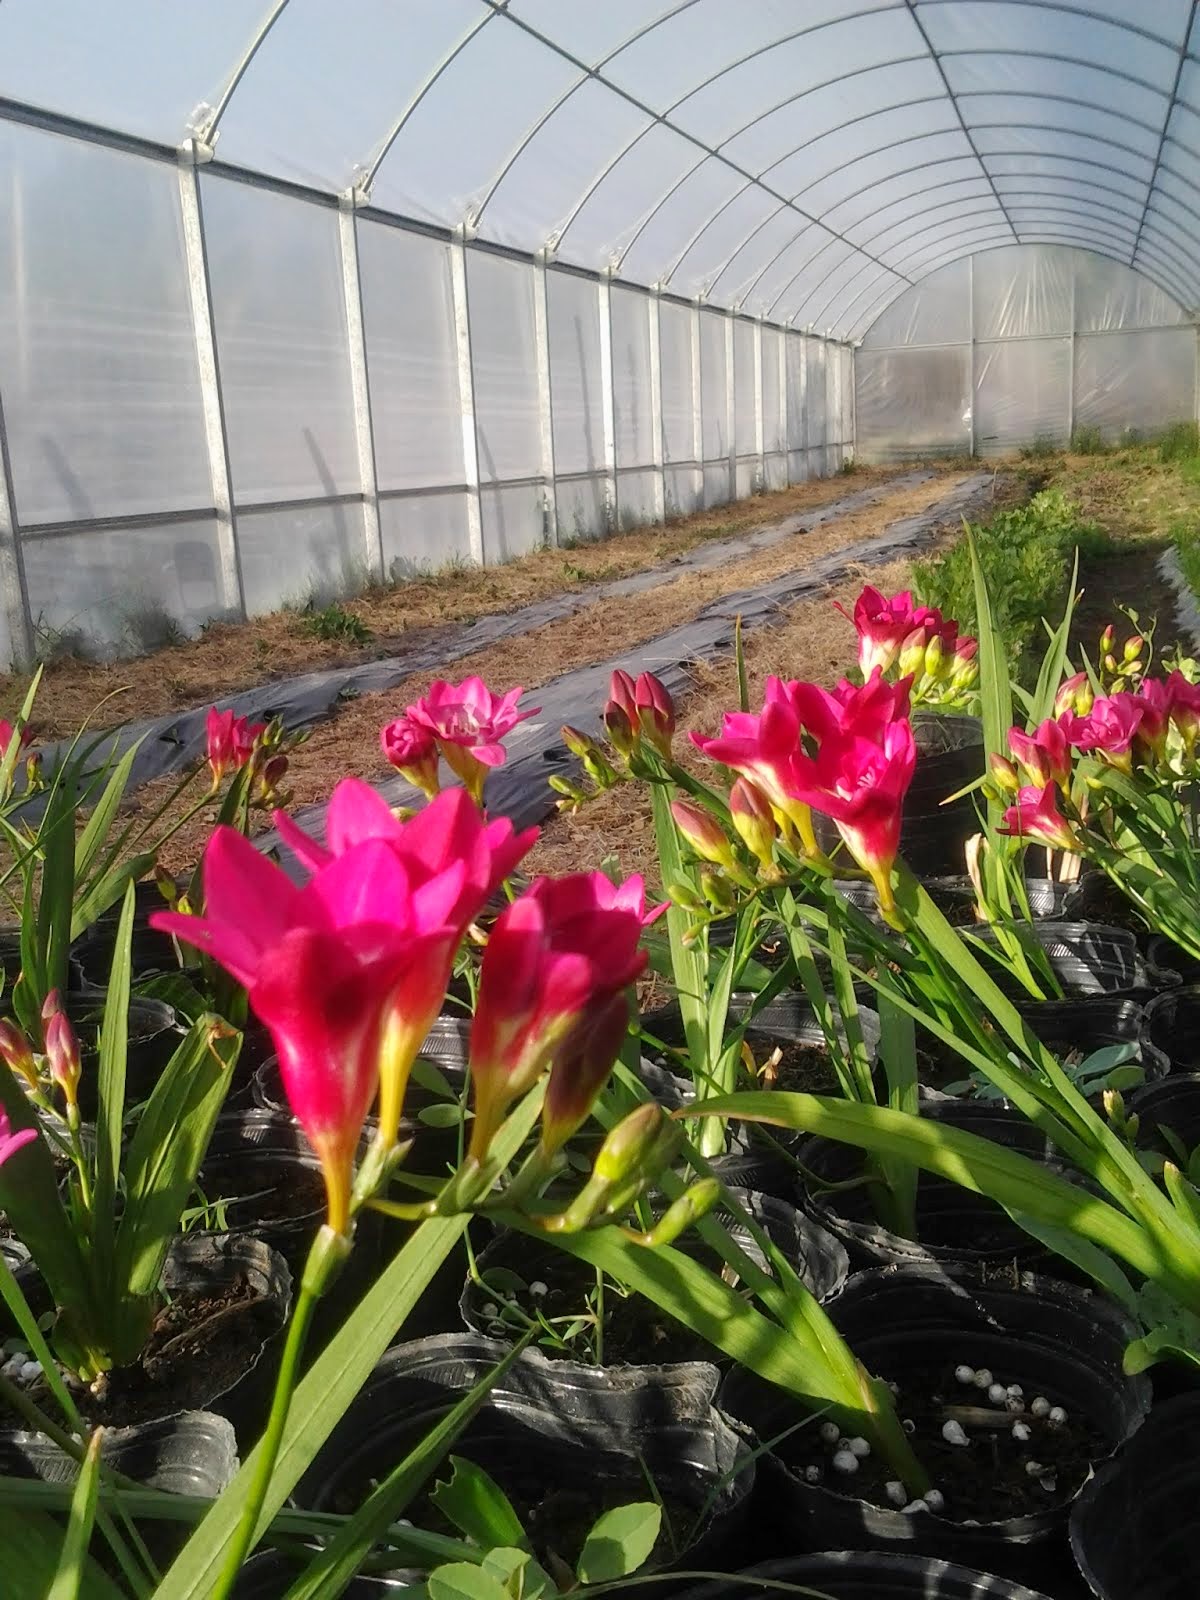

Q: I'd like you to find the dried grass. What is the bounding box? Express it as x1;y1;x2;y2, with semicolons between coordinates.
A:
5;463;938;741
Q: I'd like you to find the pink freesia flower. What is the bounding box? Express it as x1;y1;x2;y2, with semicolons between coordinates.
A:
834;587;954;679
0;720;32;761
1008;719;1073;789
0;1106;34;1170
1164;670;1200;755
1060;693;1145;773
206;706;265;790
468;872;660;1161
274;779;536;1144
1132;678;1172;763
380;713;440;799
1054;672;1094;718
153;784;534;1232
695;671;916;920
634;673;675;757
407;677;539;804
998;783;1080;853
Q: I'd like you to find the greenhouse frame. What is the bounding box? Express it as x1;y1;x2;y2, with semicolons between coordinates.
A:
0;1;1198;669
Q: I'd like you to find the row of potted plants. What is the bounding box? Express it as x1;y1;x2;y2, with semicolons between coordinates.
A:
0;531;1195;1596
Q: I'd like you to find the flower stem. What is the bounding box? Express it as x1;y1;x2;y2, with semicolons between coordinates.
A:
210;1224;349;1600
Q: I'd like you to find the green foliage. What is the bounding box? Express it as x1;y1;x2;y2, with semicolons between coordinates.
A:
1070;424;1109;456
913;488;1107;677
299;602;372;646
1158;420;1200;462
1018;435;1060;460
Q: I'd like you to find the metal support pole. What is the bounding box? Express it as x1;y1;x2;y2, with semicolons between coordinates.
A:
798;332;809;480
1067;264;1077;447
850;342;858;461
690;301;704;488
968;255;977;459
724;314;736;503
338;197;384;582
778;326;789;483
753;317;765;491
533;253;558;547
177;144;244;619
598;272;618;534
0;385;33;670
450;233;485;566
648;288;666;522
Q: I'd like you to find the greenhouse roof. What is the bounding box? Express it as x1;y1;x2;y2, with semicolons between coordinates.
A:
2;1;1199;337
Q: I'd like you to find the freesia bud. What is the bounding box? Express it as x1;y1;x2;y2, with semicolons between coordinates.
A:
607;669;638;724
923;633;946;680
45;1010;82;1114
1103;653;1118;675
1055;672;1094;718
898;627;929;679
700;869;737;911
154;865;179;907
206;706;264;791
594;1102;669;1187
0;1020;39;1091
635;673;675;756
381;714;440;799
637;1179;722;1247
1124;635;1144;663
989;754;1021;795
603;701;637;759
1102;1088;1125;1126
540;992;630;1156
666;880;704;911
729;778;778;869
1100;625;1115;655
670;798;735;868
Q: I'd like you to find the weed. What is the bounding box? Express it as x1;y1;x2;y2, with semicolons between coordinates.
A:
839;454;858;475
1019;436;1061;461
1159;421;1200;463
1070;425;1109;456
914;487;1110;678
298;601;372;646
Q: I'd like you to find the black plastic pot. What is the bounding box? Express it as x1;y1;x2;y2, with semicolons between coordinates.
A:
461;1188;848;1356
0;1408;237;1493
296;1334;755;1583
1140;984;1200;1075
73;879;180;985
672;1553;1059;1599
137;1233;292;1438
720;1266;1149;1589
1129;1072;1200;1151
840;875;1070;930
1059;871;1147;936
1070;1390;1200;1599
974;921;1177;1001
1018;995;1168;1092
1146;933;1200;986
0;1236;49;1331
798;1100;1075;1272
76;996;182;1117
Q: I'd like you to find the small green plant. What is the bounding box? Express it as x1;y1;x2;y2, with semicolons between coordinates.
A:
299;601;372;646
1159;420;1200;462
1018;435;1060;460
1070;424;1109;456
914;488;1109;678
840;454;858;475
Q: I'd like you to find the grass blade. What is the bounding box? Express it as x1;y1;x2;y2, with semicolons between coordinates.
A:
48;1429;105;1600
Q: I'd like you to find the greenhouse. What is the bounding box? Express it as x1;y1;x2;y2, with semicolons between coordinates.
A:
1;5;1200;1598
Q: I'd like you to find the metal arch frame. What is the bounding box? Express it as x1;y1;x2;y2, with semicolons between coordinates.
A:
1024;228;1197;287
843;235;1008;337
1130;1;1200;265
768;201;1011;326
352;4;505;200
189;0;293;150
707;162;988;307
508;8;918;260
915;0;1184;54
1135;224;1200;294
991;177;1149;222
901;1;1018;243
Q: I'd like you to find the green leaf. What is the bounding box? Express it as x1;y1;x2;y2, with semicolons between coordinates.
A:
481;1546;556;1599
48;1429;104;1600
1124;1282;1200;1374
432;1458;527;1551
89;884;135;1315
420;1103;467;1129
734;613;750;713
0;1504;124;1600
412;1058;456;1100
427;1564;512;1600
152;1089;546;1600
576;1502;662;1584
71;853;157;946
72;741;141;890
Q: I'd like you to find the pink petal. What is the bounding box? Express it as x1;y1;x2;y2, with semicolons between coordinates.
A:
325;778;403;853
303;839;413;934
150;910;264;990
274;810;333;874
204;829;303;958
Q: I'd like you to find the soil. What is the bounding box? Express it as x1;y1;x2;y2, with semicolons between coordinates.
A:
60;1274;279;1427
748;1039;842;1095
195;1154;326;1230
783;1356;1106;1523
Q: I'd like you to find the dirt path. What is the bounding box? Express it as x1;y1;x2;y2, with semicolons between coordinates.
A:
140;466;988;874
6;463;947;741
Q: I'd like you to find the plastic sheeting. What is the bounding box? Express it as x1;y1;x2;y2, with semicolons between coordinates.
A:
857;244;1199;461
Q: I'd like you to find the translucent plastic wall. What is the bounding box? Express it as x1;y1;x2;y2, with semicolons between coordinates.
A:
856;246;1198;461
0;118;851;667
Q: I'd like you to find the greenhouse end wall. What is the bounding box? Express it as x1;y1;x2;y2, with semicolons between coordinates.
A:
0;118;853;671
854;246;1200;463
